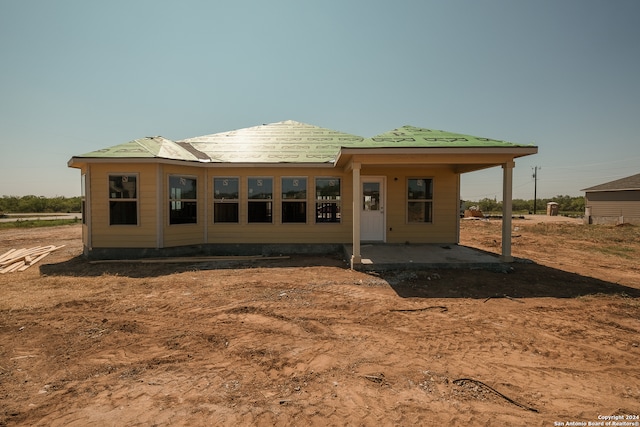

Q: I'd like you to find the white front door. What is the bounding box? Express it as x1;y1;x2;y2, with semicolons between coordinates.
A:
361;177;385;241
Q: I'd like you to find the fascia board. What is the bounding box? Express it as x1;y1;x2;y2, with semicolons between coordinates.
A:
334;146;538;167
583;188;640;192
68;157;335;169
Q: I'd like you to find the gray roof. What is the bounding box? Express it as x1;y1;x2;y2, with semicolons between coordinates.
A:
582;173;640;192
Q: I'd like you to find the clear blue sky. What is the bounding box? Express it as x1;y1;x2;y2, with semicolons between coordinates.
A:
1;0;639;201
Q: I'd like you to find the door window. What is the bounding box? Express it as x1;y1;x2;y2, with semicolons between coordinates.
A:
362;182;380;211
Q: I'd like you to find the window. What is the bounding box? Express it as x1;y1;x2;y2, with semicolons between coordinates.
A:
362;182;380;211
109;174;138;225
407;178;433;223
169;176;197;224
213;177;239;223
315;178;341;223
81;174;86;225
282;177;307;223
248;177;273;223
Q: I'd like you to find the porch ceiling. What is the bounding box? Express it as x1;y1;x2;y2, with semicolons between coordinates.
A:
336;147;538;171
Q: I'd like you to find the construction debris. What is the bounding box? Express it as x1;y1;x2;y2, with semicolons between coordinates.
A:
452;378;539;412
464;206;484;218
0;245;65;274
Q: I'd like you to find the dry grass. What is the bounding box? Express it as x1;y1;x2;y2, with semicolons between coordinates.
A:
522;221;639;242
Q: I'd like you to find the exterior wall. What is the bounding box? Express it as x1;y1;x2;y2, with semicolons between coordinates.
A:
206;166;352;244
87;163;160;249
162;164;207;247
80;167;90;254
83;161;462;252
585;190;640;225
360;165;458;244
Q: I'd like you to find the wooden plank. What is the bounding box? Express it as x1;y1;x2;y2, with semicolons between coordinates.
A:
0;245;64;272
0;247;43;265
0;248;31;266
2;254;27;267
17;263;32;272
0;248;18;262
7;253;49;272
8;261;26;272
19;252;52;271
27;251;52;266
20;246;54;258
0;261;25;274
0;245;63;266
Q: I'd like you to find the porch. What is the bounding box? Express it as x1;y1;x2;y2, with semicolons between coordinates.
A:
343;243;508;272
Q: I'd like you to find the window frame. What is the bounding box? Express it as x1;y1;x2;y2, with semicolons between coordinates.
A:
81;173;87;225
281;176;308;224
213;176;240;224
108;173;139;226
168;174;198;225
407;177;434;224
315;177;341;224
247;176;274;223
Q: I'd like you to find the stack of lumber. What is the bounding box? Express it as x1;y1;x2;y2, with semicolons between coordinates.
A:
0;245;65;274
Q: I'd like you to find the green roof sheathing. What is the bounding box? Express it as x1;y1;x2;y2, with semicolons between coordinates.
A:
179;120;363;163
71;120;536;165
358;126;528;148
78;136;202;162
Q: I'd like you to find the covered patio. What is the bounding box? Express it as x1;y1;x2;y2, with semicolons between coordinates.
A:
338;126;537;270
344;243;506;272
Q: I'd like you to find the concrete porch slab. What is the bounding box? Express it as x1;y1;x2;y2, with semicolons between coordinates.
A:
344;244;507;271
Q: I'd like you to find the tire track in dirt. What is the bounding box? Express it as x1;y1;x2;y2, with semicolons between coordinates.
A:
3;222;640;425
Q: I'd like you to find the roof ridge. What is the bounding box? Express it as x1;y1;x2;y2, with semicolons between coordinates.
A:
179;119;364;142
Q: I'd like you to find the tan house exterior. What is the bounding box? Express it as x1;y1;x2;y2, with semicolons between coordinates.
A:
68;120;538;268
582;173;640;225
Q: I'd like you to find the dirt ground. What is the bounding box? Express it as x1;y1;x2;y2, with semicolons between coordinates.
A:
1;217;639;426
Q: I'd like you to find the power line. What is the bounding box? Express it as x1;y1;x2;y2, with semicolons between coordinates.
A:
531;166;542;214
542;156;640;171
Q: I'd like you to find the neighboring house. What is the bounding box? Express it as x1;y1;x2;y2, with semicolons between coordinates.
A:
67;120;537;268
582;173;640;225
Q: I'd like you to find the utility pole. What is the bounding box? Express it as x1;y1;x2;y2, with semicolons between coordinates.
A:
532;166;541;214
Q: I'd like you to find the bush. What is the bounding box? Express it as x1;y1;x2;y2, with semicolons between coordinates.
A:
464;195;584;214
0;195;81;213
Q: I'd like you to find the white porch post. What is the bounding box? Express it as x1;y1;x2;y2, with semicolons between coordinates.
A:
351;162;362;269
501;161;515;262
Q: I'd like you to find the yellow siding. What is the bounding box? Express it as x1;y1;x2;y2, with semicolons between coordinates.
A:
157;165;353;247
83;162;462;249
161;165;206;247
88;163;159;248
360;166;458;244
207;167;352;244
